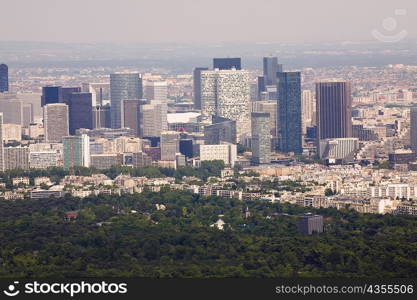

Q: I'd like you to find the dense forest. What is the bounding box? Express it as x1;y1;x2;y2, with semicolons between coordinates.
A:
0;189;416;278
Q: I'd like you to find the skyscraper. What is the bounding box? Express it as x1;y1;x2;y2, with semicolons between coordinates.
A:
122;99;147;137
22;103;34;127
41;86;62;106
193;67;208;109
43;103;69;143
144;81;167;101
141;100;168;138
252;100;277;137
0;96;23;125
316;82;352;141
251;112;271;164
263;56;281;86
0;64;8;93
68;92;93;134
277;72;302;153
302;90;314;134
410;107;417;154
160;131;180;161
204;116;237;145
201;69;250;137
61;87;82;105
258;57;282;100
110;73;143;129
63;134;90;169
81;83;110;106
92;105;111;129
0;113;4;171
213;58;241;70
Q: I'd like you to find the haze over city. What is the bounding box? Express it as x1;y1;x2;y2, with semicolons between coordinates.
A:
1;0;417;43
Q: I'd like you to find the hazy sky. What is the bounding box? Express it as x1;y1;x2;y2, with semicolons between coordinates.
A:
1;0;417;43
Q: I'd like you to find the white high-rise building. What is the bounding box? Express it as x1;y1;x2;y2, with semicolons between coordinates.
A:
141;100;168;137
81;83;110;107
43;103;69;143
200;69;250;137
145;81;168;101
302;90;314;133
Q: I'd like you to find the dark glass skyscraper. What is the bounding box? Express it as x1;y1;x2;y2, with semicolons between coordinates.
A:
316;82;352;140
213;58;241;70
41;86;82;106
0;64;8;93
277;72;302;154
68;92;93;135
41;86;62;106
193;67;208;109
61;87;82;104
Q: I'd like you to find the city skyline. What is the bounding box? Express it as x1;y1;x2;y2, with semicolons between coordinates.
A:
2;1;417;286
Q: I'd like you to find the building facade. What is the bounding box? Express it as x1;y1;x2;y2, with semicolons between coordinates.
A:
193;67;208;109
63;134;90;169
201;69;250;137
251;112;271;164
316;82;352;142
68;92;93;134
110;73;143;129
213;58;241;70
43;103;69;143
277;72;302;153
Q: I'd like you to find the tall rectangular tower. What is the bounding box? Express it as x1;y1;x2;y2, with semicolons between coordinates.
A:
277;72;302;154
110;73;142;129
200;69;250;137
410;107;417;154
0;64;8;93
316;82;352;140
68;92;93;134
193;67;208;109
122;99;147;137
43;103;69;143
251;112;271;164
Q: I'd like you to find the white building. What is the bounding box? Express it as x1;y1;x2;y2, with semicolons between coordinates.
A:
43;103;69;143
200;69;250;137
200;143;237;167
141;100;168;137
30;152;58;169
319;138;359;161
144;81;167;101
